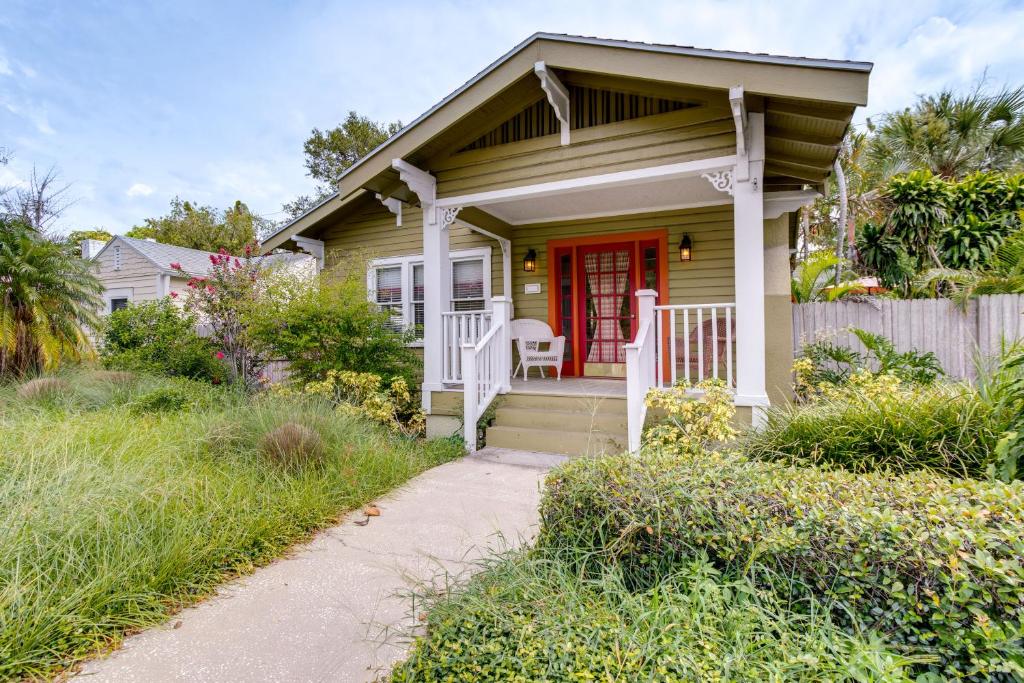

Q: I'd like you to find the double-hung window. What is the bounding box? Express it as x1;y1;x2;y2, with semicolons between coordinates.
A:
369;247;491;343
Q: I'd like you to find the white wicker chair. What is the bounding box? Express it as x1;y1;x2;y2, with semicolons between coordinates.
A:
510;319;565;380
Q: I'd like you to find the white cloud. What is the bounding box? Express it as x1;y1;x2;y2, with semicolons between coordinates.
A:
126;182;154;197
0;56;11;76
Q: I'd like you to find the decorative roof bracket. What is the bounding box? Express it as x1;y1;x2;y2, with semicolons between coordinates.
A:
534;61;571;146
391;158;438;224
729;85;749;182
375;193;403;227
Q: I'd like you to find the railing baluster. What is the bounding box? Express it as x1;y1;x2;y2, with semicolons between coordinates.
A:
711;307;719;380
696;308;703;382
656;309;664;389
669;309;677;388
725;306;733;388
682;309;690;385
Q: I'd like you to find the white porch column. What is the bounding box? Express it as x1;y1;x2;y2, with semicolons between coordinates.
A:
421;205;450;408
733;112;769;418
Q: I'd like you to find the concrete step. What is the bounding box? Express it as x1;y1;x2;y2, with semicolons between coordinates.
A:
494;406;628;434
499;392;627;414
485;425;626;458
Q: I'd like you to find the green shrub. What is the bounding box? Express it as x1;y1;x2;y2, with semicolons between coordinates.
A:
539;449;1024;679
394;552;922;682
128;378;222;414
747;378;1002;479
246;263;418;386
100;299;224;382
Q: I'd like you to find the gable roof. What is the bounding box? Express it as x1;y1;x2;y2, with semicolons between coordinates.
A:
263;32;872;251
97;235;310;276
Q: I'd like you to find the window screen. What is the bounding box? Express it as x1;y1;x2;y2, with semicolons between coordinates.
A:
451;258;485;312
374;266;403;330
110;298;129;312
412;264;425;337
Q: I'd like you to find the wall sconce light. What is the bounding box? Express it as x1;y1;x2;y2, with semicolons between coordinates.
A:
523;248;537;272
678;234;693;262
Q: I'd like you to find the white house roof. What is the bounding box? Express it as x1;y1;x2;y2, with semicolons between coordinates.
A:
97;236;311;276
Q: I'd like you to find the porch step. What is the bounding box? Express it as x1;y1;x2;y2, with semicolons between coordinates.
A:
494;406;628;434
499;392;627;412
484;391;629;457
484;425;626;458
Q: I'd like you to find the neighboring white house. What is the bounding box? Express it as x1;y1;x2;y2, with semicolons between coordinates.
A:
86;235;314;314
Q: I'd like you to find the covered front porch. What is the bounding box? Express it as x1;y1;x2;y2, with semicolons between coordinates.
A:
400;103;806;452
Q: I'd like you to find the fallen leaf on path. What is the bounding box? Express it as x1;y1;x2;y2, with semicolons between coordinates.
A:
364;505;381;517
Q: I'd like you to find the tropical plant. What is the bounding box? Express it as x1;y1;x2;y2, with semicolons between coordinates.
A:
796;327;944;391
915;227;1024;306
866;85;1024;180
880;170;951;269
855;221;915;292
791;250;861;302
0;219;102;378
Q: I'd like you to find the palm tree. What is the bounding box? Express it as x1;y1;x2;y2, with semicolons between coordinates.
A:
0;219;103;378
867;86;1024;180
791;251;863;303
914;227;1024;307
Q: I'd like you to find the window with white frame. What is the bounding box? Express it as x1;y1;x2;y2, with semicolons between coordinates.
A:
369;248;491;342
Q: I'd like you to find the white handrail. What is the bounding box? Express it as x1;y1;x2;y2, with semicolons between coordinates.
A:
654;303;736;389
442;310;491;383
625;290;659;452
461;298;511;451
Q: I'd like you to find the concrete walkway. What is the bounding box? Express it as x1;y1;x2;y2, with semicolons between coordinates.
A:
76;448;566;683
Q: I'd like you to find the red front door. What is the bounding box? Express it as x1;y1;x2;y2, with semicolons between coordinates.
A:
578;243;635;377
550;232;666;378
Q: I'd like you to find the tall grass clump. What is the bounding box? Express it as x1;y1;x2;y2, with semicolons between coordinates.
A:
393;550;921;682
746;376;1002;478
0;374;461;679
539;449;1024;679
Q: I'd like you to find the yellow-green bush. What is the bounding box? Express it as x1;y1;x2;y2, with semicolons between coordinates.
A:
539;449;1024;679
643;379;737;452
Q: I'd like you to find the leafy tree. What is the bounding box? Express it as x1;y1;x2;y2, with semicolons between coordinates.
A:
0;218;102;378
281;112;402;220
791;251;862;303
855;222;915;294
65;229;114;256
915;227;1024;306
100;299;223;381
128;198;269;254
866;86;1024;180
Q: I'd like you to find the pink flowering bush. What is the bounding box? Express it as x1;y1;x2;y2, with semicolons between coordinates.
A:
172;245;268;390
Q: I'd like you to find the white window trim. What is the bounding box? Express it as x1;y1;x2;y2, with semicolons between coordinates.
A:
368;247;492;346
104;287;134;314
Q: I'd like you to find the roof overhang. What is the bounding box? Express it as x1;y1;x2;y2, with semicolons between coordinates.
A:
262;33;870;251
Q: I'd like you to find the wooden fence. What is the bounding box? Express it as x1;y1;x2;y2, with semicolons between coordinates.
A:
792;294;1024;380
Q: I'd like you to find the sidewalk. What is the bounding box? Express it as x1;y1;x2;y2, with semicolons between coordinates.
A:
75;448;566;683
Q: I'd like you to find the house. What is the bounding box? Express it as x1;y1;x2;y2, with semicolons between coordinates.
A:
262;33;871;455
87;235;313;313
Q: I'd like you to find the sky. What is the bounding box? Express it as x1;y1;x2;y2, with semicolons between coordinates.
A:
2;0;1023;235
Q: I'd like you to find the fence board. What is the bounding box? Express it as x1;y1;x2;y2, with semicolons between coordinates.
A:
793;294;1024;381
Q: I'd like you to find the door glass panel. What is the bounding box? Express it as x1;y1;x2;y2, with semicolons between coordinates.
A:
558;253;573;362
582;247;633;366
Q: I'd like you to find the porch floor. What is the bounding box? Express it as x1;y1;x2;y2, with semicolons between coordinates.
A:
509;376;626;398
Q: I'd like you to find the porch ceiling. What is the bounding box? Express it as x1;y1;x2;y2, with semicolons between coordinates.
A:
462;172;730;225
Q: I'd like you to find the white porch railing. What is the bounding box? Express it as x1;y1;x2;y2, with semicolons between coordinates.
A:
626;296;738;453
625;290;659;453
654;303;736;389
461;298;511;451
442;310;492;383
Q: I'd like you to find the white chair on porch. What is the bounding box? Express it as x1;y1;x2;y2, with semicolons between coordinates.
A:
510;319;565;381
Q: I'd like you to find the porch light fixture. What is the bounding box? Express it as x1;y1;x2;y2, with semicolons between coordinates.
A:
678;234;693;262
523;249;537;272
